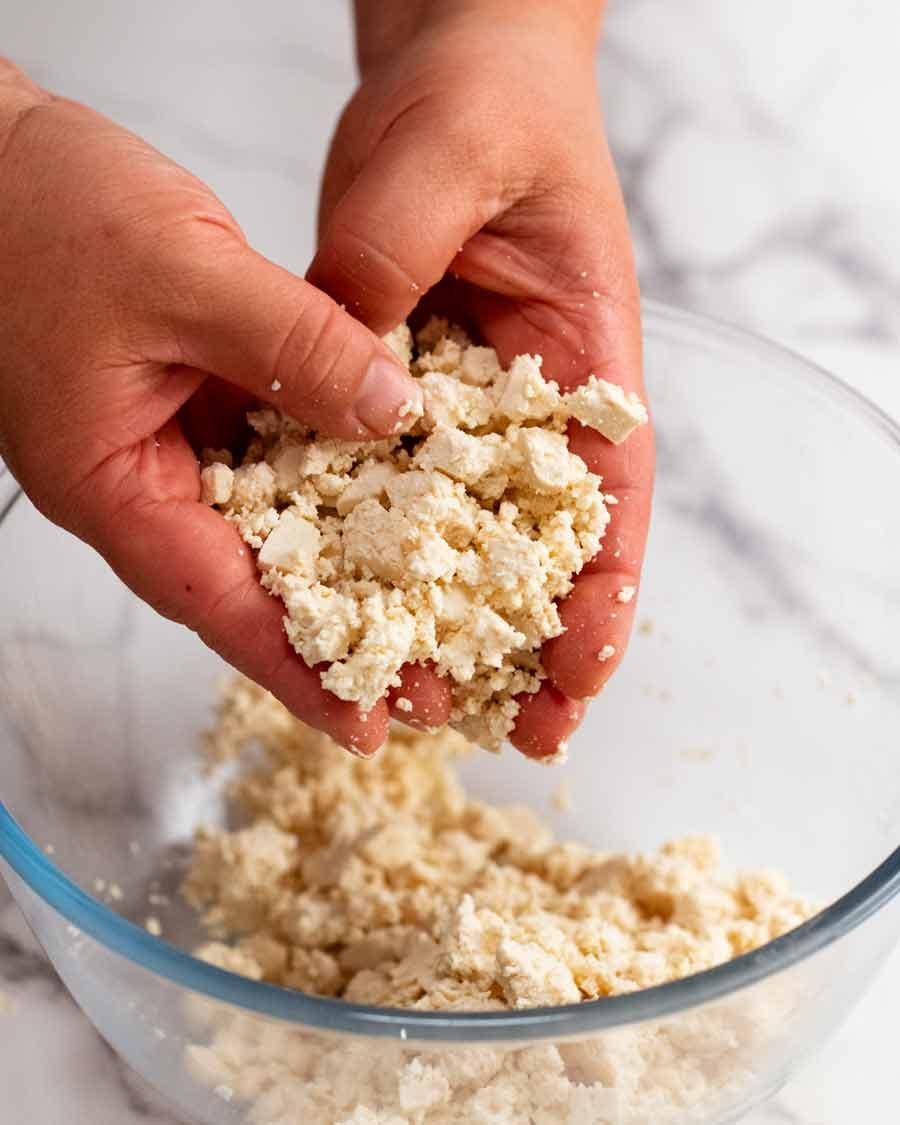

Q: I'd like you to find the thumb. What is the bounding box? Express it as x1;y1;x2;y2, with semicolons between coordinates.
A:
308;109;504;335
163;238;422;439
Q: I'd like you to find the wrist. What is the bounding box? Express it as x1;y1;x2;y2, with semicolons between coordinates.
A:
353;0;604;77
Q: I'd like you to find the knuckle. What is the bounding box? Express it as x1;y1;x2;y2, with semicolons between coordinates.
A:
273;297;352;408
326;221;425;303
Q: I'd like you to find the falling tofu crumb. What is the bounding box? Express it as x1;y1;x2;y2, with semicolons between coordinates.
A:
108;883;124;902
395;696;414;713
93;878;106;895
616;585;636;604
597;644;616;662
183;680;817;1125
638;619;655;637
43;843;55;855
145;917;163;938
551;779;572;812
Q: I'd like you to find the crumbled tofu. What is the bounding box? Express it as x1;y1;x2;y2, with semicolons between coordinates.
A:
203;324;648;750
562;376;649;445
145;917;163;937
597;644;616;662
616;585;637;604
395;696;413;713
183;681;816;1125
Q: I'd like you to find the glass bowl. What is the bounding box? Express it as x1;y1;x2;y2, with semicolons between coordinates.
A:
1;301;898;1125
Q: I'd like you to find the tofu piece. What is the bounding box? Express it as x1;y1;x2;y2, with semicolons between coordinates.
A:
562;376;648;444
282;585;359;663
230;462;276;511
491;354;560;422
406;531;459;583
413;428;500;485
459;345;502;387
419;372;493;431
382;323;413;367
257;510;320;575
515;428;583;493
342;499;412;583
200;463;234;506
335;461;400;516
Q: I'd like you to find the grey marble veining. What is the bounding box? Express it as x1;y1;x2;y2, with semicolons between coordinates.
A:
1;1;898;1122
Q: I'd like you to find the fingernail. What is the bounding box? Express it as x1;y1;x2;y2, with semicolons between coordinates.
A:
355;358;423;436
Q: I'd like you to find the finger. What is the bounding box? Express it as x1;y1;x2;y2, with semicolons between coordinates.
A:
386;663;452;730
542;570;642;700
308;109;506;335
510;685;585;762
159;236;422;440
67;420;388;756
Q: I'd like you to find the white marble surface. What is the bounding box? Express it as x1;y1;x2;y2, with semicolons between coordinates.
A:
1;0;899;1121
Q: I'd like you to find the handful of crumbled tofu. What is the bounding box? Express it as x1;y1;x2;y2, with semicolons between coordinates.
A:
201;319;648;749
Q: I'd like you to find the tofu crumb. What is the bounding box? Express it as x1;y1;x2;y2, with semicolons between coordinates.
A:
395;696;414;713
145;917;163;937
44;843;55;855
201;320;648;752
183;681;817;1125
597;644;616;662
270;379;282;392
551;780;572;812
638;619;655;636
616;585;636;604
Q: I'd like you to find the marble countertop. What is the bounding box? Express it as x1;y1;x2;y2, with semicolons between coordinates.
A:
1;1;898;1121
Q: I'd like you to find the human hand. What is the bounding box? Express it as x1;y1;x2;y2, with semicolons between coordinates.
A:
309;2;654;759
0;60;424;755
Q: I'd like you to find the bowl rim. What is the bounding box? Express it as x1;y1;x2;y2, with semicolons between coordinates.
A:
1;298;899;1043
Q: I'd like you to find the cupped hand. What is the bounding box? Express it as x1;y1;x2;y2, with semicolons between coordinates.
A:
308;9;655;758
0;61;424;755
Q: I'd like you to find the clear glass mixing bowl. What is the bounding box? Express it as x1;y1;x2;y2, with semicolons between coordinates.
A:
1;301;898;1125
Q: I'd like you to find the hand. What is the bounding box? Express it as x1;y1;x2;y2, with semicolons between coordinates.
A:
0;60;424;755
309;4;655;759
